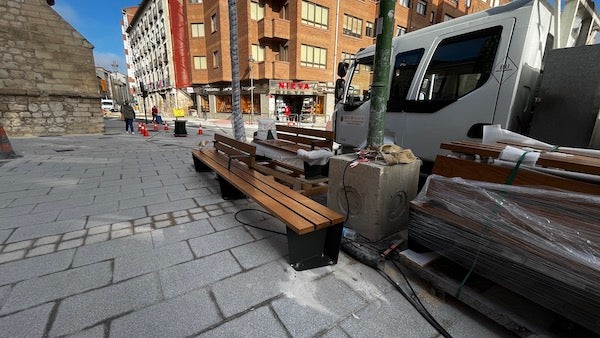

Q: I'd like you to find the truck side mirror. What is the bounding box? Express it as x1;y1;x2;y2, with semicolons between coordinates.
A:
335;78;345;102
337;62;349;78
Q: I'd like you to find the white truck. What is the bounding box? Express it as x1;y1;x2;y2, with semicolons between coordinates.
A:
333;0;600;168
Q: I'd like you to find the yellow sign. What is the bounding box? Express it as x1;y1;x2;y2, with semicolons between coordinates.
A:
173;108;185;117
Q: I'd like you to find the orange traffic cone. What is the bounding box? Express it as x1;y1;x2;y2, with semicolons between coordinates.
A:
138;122;142;132
197;124;203;135
164;123;169;131
153;122;159;131
0;124;18;159
144;126;149;137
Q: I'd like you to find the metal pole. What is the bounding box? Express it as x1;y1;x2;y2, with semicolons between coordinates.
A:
249;57;255;124
367;0;395;148
143;95;147;124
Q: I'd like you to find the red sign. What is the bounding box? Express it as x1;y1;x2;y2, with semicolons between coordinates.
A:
278;82;311;90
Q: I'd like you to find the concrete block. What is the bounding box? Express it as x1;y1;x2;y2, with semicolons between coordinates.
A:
327;154;421;241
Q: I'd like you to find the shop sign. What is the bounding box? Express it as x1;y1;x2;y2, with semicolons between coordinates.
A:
269;80;318;95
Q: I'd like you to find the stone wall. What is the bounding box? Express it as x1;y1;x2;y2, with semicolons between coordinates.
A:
0;0;103;136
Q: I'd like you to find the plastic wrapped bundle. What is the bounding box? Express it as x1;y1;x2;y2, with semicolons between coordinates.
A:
409;175;600;334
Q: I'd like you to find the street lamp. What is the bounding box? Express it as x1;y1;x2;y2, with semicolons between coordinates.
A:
248;56;255;124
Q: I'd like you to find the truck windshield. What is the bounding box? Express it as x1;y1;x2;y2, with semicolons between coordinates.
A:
345;56;374;106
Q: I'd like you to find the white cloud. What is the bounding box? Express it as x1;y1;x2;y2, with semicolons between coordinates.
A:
94;51;126;74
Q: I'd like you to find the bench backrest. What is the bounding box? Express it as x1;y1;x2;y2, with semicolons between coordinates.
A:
275;125;334;150
213;133;256;167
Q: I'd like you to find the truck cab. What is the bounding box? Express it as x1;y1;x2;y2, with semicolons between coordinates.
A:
334;0;554;164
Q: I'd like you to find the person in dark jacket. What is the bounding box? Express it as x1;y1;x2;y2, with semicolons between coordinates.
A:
121;102;136;134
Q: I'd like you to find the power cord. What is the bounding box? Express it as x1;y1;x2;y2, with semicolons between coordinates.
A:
234;208;286;235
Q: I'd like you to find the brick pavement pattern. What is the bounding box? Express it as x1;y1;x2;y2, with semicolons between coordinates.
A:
0;119;513;337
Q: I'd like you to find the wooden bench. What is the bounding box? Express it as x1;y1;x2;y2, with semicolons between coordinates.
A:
253;125;334;179
192;133;345;271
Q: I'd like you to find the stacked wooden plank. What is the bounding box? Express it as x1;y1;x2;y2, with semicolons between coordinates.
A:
409;172;600;333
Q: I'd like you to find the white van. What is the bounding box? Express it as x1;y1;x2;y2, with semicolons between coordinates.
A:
101;99;115;112
334;0;554;163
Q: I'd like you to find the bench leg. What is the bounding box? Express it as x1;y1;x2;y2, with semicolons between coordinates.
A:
287;223;343;271
217;176;247;200
193;155;212;172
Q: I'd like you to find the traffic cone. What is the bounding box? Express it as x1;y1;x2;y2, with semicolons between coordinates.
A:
138;122;142;132
197;124;203;135
143;125;149;137
153;122;159;131
164;123;169;131
0;124;18;159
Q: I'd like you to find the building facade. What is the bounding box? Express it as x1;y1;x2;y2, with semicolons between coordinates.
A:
124;0;507;121
0;0;103;136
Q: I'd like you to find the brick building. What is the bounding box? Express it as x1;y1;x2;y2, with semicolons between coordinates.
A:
0;0;103;136
125;0;507;121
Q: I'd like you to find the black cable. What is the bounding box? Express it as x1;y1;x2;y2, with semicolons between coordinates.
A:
234;208;286;235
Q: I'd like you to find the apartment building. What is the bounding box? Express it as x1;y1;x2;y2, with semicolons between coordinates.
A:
124;0;506;120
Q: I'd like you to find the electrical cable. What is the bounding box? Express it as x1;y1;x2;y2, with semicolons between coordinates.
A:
234;208;286;235
340;154;452;338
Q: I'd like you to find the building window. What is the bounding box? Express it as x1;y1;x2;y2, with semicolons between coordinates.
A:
399;0;410;7
342;52;356;72
211;14;217;32
190;0;202;3
301;1;329;29
251;44;265;62
194;56;207;69
212;51;220;68
430;11;435;23
416;0;427;15
191;23;204;37
396;26;406;36
279;44;288;61
300;44;327;69
366;21;375;38
250;1;265;20
343;14;363;38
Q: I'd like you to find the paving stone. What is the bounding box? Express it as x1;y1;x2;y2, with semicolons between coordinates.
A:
111;229;133;239
0;204;35;218
208;209;225;217
93;189;144;204
188;227;254;258
154;220;172;229
320;326;351;338
0;262;112;315
72;233;153;267
34;235;61;246
188;207;204;214
110;288;221;338
198;305;288;338
153;213;170;221
204;204;219;211
119;194;170;210
49;273;162;337
111;222;131;231
58;238;84;251
3;240;33;252
133;217;152;226
147;198;198;217
133;225;153;234
174;215;191;224
62;229;87;241
272;274;368;337
114;241;194;282
159;251;241;299
0;303;53;338
0;250;26;264
0;230;11;244
191;212;209;220
208;213;244;231
7;219;86;243
243;217;286;240
211;261;289;317
27;244;56;257
32;195;95;214
231;236;288;269
1;210;61;230
143;184;187;197
172;210;188;218
85;233;110;245
65;324;106;338
0;285;10;308
57;201;119;221
87;224;110;235
151;219;214;247
167;188;212;202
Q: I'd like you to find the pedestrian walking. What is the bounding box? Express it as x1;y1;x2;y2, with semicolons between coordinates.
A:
151;105;158;122
121;101;136;134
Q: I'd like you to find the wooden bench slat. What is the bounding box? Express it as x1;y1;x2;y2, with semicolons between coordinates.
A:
276;125;334;139
198;149;339;232
193;150;317;234
215;133;256;156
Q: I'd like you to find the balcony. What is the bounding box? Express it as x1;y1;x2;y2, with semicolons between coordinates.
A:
257;18;290;41
257;60;289;79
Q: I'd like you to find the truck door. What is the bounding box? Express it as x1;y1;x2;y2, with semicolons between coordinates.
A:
397;20;515;162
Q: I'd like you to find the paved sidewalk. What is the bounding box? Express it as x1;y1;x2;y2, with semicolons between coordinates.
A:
0;118;514;337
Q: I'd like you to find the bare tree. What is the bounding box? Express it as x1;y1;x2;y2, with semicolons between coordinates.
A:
228;0;246;141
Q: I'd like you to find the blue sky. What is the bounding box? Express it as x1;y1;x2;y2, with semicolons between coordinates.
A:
53;1;140;74
54;0;599;75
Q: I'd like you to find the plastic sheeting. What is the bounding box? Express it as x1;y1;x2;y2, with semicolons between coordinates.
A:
168;0;191;88
409;175;600;334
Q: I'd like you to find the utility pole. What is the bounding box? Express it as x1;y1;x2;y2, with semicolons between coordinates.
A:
367;0;395;148
228;0;246;142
